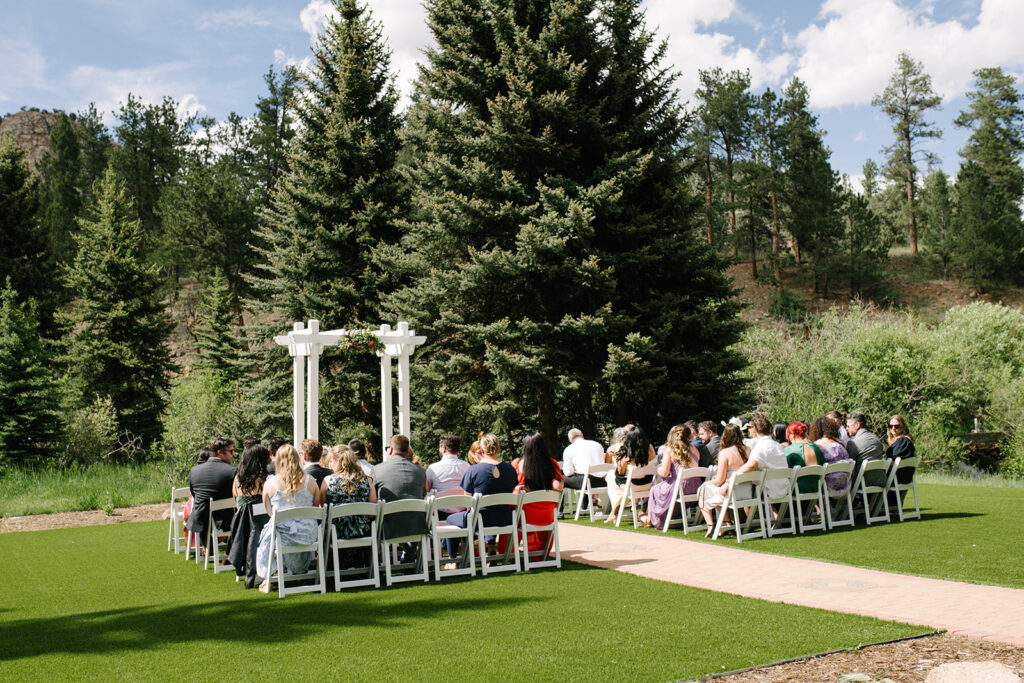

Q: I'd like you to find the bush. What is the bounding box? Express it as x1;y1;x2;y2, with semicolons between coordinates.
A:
55;397;120;468
768;287;808;323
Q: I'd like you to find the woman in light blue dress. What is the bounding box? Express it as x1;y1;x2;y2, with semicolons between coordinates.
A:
256;444;321;588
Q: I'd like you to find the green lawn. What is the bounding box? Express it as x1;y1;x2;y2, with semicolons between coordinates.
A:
0;463;169;517
0;521;927;681
570;482;1024;589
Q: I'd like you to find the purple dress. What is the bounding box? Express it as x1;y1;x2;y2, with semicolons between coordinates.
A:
816;439;853;498
647;462;703;528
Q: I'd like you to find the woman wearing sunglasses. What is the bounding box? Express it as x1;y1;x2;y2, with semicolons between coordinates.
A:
885;415;916;506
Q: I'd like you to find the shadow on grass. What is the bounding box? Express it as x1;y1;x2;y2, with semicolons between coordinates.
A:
0;594;538;661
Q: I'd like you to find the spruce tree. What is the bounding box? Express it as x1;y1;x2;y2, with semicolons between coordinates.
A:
59;168;173;449
246;0;405;441
390;0;746;448
194;268;244;382
38;113;83;270
952;162;1021;288
0;133;50;315
920;169;954;275
0;280;60;472
955;67;1024;203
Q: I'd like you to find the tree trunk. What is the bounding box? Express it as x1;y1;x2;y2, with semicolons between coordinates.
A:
536;383;558;461
726;144;737;257
748;190;758;279
770;188;780;255
904;130;918;255
704;157;714;245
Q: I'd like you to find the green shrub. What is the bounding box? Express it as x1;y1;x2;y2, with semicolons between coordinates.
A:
55;397;120;468
768;287;808;323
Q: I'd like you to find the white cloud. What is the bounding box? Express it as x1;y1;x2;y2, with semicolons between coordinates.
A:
177;93;207;119
790;0;1024;109
854;130;868;142
196;7;272;31
0;35;46;103
64;63;203;123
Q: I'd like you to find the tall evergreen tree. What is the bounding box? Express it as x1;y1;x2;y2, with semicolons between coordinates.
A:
872;51;942;256
752;87;786;257
249;66;300;208
194;268;244;382
835;181;889;297
247;0;406;441
920;169;954;275
951;161;1022;288
74;104;113;209
0;280;60;472
390;0;745;448
954;66;1024;203
38;113;83;270
59;168;173;449
0;133;50;314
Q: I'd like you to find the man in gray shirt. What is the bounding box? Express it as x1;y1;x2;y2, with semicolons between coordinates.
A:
697;421;720;467
845;411;885;488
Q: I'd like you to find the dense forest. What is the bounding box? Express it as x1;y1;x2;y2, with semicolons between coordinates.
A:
1;0;1022;479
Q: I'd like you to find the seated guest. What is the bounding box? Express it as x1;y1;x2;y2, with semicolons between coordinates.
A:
182;448;212;547
513;432;564;552
321;445;342;474
604;426;655;523
885;414;916;506
561;428;606;493
266;436;286;475
684;420;710;467
444;434;517;557
186;438;236;554
301;438;332;487
734;414;789;501
846;411;886;488
228;444;270;588
322;446;378;567
773;422;790;447
427;434;470;518
467;432;485;464
255;445;321;590
643;425;700;529
811;416;854;498
783;421;821;495
697;421;720;465
827;410;851;446
697;424;748;533
349;438;375;477
373;434;428;543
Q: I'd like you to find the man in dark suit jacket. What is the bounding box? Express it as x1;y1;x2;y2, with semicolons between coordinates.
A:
301;438;333;487
186;437;237;550
698;421;721;467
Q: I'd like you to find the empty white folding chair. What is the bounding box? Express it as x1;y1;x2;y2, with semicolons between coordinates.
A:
205;498;237;572
791;465;826;533
265;506;327;598
852;459;891;525
520;490;562;571
328;501;381;590
430;493;479;581
663;467;710;534
888;456;921;521
574;463;613;521
761;468;796;537
379;498;432;586
711;470;765;542
477;491;524;575
616;462;658;528
824;461;855;529
167;486;190;553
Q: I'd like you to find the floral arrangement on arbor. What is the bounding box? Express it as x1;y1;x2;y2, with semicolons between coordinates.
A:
334;329;380;357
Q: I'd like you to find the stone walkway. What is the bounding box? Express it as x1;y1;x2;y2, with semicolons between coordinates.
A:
559;523;1024;648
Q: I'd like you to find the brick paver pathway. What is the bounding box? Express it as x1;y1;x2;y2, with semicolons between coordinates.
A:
559;523;1024;647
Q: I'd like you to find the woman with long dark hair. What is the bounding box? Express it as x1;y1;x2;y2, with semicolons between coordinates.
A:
227;443;270;588
604;426;656;523
514;432;564;552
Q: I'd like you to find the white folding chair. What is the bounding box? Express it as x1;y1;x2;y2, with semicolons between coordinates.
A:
379;498;432;586
557;461;576;516
711;470;765;542
889;456;921;521
167;486;190;553
235;502;269;583
477;491;524;575
430;494;479;581
574;463;613;521
791;465;826;533
663;467;710;534
824;461;855;529
205;497;236;572
852;459;891;525
265;506;327;598
520;490;562;571
614;462;657;528
761;468;796;537
328;501;381;590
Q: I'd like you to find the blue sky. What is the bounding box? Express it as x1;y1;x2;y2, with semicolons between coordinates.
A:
3;0;1023;185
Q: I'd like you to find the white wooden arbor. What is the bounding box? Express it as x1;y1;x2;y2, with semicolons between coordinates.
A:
274;320;426;447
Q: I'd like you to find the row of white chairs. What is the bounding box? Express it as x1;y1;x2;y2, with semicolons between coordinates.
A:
570;456;920;541
168;489;563;597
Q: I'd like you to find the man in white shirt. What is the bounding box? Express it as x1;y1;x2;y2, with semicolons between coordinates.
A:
562;428;607;492
426;434;470;518
735;414;789;499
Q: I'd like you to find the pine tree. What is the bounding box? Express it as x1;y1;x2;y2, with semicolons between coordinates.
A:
752;87;786;258
194;268;244;382
74;103;113;209
38;113;83;270
872;51;942;256
390;0;746;447
0;280;60;472
952;162;1022;288
835;181;889;297
920;169;954;275
0;133;50;315
246;0;406;441
249;66;299;208
955;67;1024;203
59;168;174;449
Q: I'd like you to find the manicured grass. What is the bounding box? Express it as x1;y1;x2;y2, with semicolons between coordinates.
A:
0;463;169;517
0;521;927;681
570;482;1024;589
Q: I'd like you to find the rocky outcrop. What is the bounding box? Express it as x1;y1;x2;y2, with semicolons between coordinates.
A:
0;110;63;173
